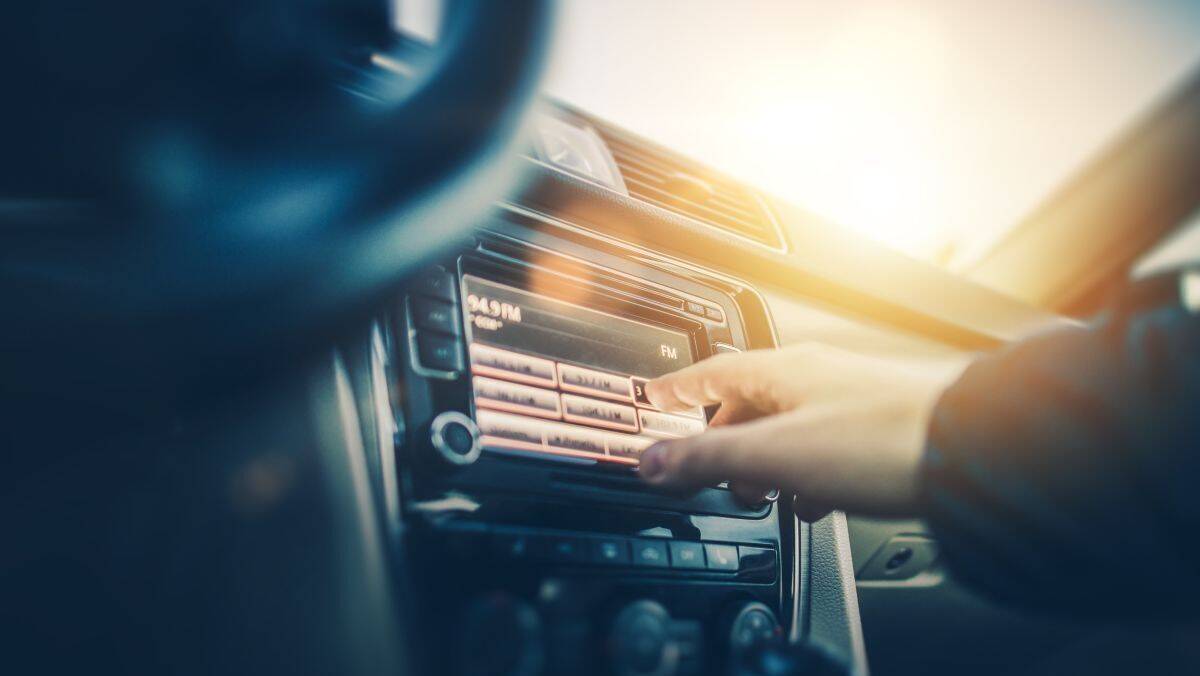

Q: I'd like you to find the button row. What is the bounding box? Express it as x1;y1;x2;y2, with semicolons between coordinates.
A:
491;529;775;578
474;378;703;441
477;409;653;464
470;344;704;419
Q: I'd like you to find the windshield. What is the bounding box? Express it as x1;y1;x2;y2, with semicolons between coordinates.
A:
543;0;1200;270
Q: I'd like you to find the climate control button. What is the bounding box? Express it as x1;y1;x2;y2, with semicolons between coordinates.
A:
668;542;706;569
631;539;670;568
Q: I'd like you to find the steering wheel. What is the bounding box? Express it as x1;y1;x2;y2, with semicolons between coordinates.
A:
1;0;552;423
1;2;551;674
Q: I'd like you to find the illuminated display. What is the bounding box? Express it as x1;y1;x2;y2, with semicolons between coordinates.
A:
461;275;705;466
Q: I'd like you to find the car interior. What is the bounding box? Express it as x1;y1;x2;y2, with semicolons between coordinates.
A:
4;1;1200;675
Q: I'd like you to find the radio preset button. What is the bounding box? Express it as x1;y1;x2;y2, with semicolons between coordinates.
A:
470;343;558;388
561;394;639;432
631;377;705;419
544;422;607;457
631;539;670;568
631;377;653;407
412;297;461;336
417;333;464;372
638;410;706;439
476;410;546;452
473;377;561;419
669;542;706;569
605;434;654;460
558;363;634;402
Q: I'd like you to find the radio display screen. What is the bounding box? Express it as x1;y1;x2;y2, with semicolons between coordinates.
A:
461;275;707;466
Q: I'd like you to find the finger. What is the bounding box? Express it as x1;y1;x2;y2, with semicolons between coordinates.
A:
707;401;768;427
638;415;802;491
792;495;833;523
645;351;770;413
728;481;772;507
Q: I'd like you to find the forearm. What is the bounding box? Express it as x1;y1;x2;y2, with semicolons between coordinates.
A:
921;287;1200;618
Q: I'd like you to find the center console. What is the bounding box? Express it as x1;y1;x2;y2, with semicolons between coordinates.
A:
382;213;796;676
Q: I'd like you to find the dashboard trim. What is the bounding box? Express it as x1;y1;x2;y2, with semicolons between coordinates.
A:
510;159;1070;350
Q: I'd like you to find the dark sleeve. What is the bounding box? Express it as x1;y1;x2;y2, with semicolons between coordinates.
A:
921;273;1200;619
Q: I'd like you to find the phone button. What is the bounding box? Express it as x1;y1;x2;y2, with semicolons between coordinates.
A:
704;543;739;571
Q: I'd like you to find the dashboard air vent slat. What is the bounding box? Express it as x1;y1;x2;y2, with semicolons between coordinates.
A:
615;163;762;221
620;177;773;236
594;127;785;250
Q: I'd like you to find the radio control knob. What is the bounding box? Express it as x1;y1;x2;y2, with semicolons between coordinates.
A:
427;411;482;469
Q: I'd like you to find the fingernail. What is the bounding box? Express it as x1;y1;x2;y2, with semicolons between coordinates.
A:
640;443;668;481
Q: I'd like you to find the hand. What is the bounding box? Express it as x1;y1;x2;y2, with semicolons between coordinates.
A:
638;343;953;519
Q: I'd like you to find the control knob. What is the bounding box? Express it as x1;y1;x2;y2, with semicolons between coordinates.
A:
608;600;680;676
725;602;782;657
426;411;482;469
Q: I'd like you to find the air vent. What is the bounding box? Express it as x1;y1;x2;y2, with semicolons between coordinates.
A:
594;127;786;251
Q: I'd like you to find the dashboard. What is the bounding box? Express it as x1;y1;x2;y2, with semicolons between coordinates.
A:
357;103;1066;676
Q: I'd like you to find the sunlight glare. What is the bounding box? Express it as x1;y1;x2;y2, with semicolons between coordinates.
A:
546;0;1200;265
726;5;951;256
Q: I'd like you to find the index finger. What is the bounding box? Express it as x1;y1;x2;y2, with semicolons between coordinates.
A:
644;350;770;412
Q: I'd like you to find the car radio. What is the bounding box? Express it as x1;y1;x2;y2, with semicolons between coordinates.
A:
461;272;707;465
386;228;794;676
